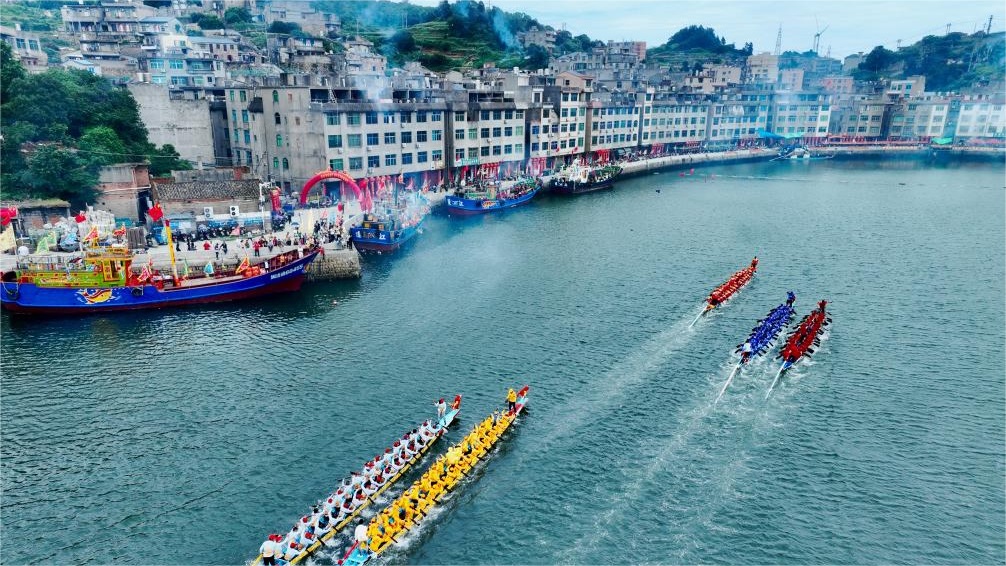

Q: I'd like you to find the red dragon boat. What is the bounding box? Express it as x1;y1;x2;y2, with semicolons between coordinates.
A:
766;300;831;397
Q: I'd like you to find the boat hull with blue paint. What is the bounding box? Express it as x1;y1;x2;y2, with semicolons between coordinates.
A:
445;186;540;215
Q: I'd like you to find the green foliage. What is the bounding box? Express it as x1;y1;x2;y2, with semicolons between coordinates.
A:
647;25;748;66
22;145;99;204
0;1;62;32
147;144;191;176
196;14;224;30
1;42;26;106
77;126;127;168
224;6;253;25
390;30;416;53
267;21;303;35
851;32;1004;90
522;44;550;70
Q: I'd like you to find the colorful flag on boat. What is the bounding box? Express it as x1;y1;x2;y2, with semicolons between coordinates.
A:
235;257;250;274
83;226;100;246
35;231;57;253
181;259;190;278
204;262;214;276
138;265;152;282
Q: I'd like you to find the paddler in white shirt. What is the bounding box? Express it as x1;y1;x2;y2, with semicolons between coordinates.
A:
354;521;370;549
260;534;279;566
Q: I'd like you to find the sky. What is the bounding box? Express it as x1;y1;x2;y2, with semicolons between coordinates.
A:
412;0;1005;60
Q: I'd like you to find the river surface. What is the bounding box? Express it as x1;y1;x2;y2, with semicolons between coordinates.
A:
2;159;1004;565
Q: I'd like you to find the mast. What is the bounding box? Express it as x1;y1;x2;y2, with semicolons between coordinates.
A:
163;219;180;282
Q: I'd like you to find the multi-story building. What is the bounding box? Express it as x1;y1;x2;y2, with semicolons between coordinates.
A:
707;91;771;145
262;0;340;37
587;90;642;155
830;94;889;138
642;91;709;147
517;26;556;53
541;71;592;159
747;52;779;85
884;93;951;139
0;25;48;73
447;92;528;174
954;95;1006;139
769;91;832;139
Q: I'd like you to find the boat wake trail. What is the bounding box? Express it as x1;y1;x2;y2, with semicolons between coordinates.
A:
531;311;701;451
565;360;790;563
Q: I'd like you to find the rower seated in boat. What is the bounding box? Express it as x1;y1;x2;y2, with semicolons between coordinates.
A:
358;520;373;550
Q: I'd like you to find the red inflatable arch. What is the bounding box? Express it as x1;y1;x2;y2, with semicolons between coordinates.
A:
300;169;363;206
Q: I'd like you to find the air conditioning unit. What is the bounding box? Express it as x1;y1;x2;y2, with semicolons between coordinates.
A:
337;148;343;154
203;206;214;217
229;205;240;217
415;143;420;148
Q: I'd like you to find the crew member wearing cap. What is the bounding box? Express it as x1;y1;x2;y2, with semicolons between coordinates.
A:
260;534;279;566
355;521;371;550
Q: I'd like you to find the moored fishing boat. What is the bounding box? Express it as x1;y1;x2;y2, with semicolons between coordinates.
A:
772;146;835;161
549;162;622;195
349;192;429;253
766;300;831;397
252;395;462;566
339;386;529;566
445;178;542;215
715;297;796;403
0;244;320;315
689;257;759;328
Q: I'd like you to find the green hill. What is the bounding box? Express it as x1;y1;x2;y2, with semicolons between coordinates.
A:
855;31;1005;91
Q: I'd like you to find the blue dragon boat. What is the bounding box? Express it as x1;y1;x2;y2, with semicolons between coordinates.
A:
0;245;319;315
715;298;796;403
445;178;542;215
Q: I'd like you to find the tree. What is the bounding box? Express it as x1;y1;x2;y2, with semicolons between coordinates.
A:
224;7;252;25
267;21;302;35
22;145;98;205
77;126;127;168
390;30;416;54
196;14;224;30
854;45;899;80
147;144;191;177
1;42;26;106
523;44;550;70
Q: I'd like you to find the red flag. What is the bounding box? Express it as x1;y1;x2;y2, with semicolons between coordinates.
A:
0;207;17;226
235;257;250;274
148;204;164;222
74;211;86;223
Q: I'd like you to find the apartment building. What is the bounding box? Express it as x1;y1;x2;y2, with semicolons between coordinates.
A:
587;91;643;154
770;92;832;138
0;25;47;73
954;95;1006;139
643;92;709;146
541;71;592;158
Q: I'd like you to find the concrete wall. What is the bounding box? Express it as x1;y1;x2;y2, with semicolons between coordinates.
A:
128;83;216;167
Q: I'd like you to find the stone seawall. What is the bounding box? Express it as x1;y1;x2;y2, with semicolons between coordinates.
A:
306;248;361;281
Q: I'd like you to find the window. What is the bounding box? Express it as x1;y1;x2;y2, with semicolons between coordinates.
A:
455;129;465;140
531;142;539;152
368;155;380;168
149;59;164;70
515;126;523;136
505;110;513;120
402;153;412;165
417;151;428;163
239;91;247;102
515;110;524;119
492;127;501;137
561;108;568;118
468;128;477;140
328;135;342;148
431;111;442;122
432;150;443;162
274;112;281;125
347;113;361;126
504;144;513;154
454;111;466;122
282;158;289;170
170;59;184;69
383;112;395;124
481;128;490;139
330;158;344;170
326;114;340;126
400;111;412;123
468;148;478;159
365;112;378;124
455;148;465;161
531;125;539;135
276;134;283;147
384;132;396;144
504;127;513;136
480;146;490;156
515;143;523;154
416;111;427;123
349;157;363;170
491;110;501;120
273;157;279;170
401;131;412;143
417;131;428;142
385;154;397;166
366;133;379;146
492;145;502;155
348;134;362;147
272;90;279;103
432;130;442;141
480;110;490;120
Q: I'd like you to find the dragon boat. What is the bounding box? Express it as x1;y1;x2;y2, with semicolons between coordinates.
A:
339;386;529;566
252;395;462;566
766;300;831;397
689;257;758;328
715;299;796;403
0;245;320;315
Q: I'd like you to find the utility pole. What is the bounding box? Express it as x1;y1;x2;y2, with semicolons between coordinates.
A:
987;15;994;34
774;24;782;56
945;23;951;35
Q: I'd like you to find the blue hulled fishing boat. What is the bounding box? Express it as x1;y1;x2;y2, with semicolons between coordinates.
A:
445;178;542;215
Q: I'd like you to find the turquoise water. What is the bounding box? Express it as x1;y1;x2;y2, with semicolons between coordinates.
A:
2;159;1003;565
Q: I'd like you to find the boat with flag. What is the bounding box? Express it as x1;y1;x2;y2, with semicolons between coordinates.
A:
0;204;320;315
348;177;429;253
715;297;796;403
766;300;831;397
253;395;462;566
689;257;758;328
549;159;622;195
445;177;542;215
